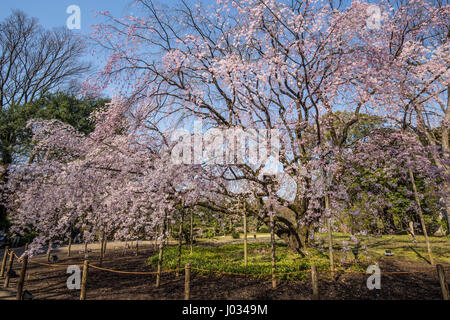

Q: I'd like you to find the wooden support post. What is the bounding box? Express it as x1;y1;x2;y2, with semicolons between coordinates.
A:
68;237;72;257
47;241;52;262
156;245;163;288
184;263;191;300
177;203;185;276
190;210;194;255
1;246;9;277
270;205;276;289
100;235;104;255
436;264;449;300
135;239;138;256
3;251;15;288
156;215;167;288
409;167;434;265
243;204;248;267
99;250;103;267
16;254;28;300
99;232;105;267
80;260;88;300
311;264;319;300
24;243;29;282
409;221;415;239
103;237;107;256
325;194;335;277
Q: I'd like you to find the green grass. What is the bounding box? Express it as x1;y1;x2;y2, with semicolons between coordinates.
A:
148;242;364;280
148;233;449;280
361;234;450;264
315;232;450;264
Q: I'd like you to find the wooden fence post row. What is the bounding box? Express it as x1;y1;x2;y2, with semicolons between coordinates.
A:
1;248;446;301
436;264;449;300
68;237;72;257
311;264;319;300
16;254;28;300
80;260;89;300
0;246;9;277
3;251;15;288
184;263;190;300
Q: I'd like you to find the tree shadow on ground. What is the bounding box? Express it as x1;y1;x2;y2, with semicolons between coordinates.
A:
408;246;431;265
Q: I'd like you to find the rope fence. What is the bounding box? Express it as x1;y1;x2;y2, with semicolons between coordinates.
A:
87;263;180;275
12;252;80;269
1;247;449;301
8;249;447;277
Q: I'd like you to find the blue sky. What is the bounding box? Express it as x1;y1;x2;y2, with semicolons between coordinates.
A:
0;0;138;33
0;1;145;95
0;0;193;77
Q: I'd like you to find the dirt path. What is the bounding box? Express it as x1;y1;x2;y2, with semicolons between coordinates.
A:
1;242;448;300
0;287;15;300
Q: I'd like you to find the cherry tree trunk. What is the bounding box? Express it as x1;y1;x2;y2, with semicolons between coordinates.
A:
261;214;306;256
409;167;435;265
176;211;184;276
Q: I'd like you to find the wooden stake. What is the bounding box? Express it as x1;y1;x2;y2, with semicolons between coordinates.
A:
3;251;15;288
190;210;194;255
156;218;167;288
243;203;248;267
1;246;9;277
47;241;52;262
80;260;88;300
409;221;415;239
325;194;335;277
436;264;449;300
99;232;105;267
177;210;185;277
103;236;107;255
409;167;434;265
311;264;319;300
100;234;105;255
67;236;72;257
184;263;190;300
270;204;276;289
16;254;28;300
156;244;163;288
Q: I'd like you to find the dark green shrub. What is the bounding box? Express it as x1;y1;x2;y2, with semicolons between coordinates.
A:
203;229;217;239
232;231;240;239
